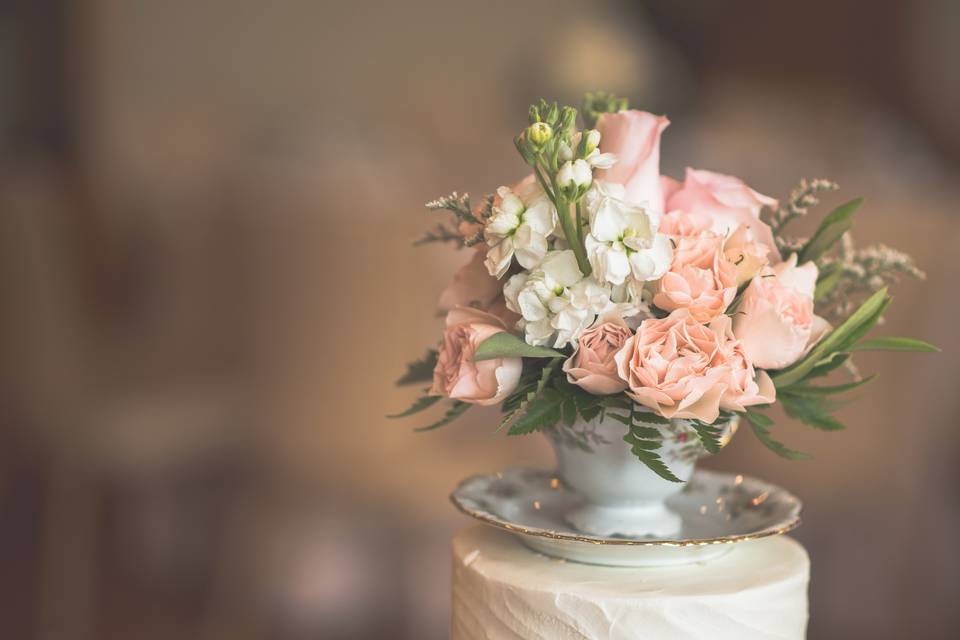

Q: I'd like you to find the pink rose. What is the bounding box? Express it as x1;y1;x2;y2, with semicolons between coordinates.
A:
653;233;738;322
430;307;522;405
562;313;631;395
594;110;670;217
662;168;779;263
733;254;830;370
438;249;504;313
614;310;775;423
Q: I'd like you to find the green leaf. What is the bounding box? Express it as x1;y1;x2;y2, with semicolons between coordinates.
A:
396;350;438;385
848;337;940;353
814;262;843;302
605;412;632;426
414;401;471;432
806;353;850;379
632;410;671;425
772;288;889;387
689;421;723;454
508;388;564;435
474;332;565;361
744;411;812;460
780;395;847;431
798;197;863;263
623;435;682;482
781;375;875;397
387;393;441;418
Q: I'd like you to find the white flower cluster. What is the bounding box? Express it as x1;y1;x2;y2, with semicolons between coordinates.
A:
484;178;673;348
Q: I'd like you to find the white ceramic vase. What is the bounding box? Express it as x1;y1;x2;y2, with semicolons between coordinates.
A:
546;415;736;538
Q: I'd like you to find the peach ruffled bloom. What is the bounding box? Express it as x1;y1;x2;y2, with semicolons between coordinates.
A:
430;307;522;406
562;313;632;395
614;310;775;423
653;232;738;322
733;254;830;370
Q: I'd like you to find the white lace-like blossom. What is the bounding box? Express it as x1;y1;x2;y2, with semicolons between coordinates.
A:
583;182;673;289
503;250;614;348
484;182;557;278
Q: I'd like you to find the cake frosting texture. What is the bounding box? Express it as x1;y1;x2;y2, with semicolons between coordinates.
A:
451;526;809;640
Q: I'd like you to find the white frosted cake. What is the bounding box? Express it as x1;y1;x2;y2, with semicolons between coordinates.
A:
451;526;809;640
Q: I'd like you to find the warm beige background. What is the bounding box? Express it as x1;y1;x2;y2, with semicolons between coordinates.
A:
1;1;958;638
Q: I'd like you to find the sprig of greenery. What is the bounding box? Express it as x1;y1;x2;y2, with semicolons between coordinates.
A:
582;91;628;128
396;349;438;385
744;410;812;460
797;198;862;264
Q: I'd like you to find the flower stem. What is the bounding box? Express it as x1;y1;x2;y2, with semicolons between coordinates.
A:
556;195;592;276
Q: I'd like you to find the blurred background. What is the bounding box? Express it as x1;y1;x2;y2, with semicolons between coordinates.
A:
0;0;958;638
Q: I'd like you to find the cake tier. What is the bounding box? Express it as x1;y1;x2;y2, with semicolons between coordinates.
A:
451;525;809;640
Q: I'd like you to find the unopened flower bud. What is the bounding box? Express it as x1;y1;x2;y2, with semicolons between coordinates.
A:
527;122;553;147
584;129;601;155
571;159;593;188
557;159;593;193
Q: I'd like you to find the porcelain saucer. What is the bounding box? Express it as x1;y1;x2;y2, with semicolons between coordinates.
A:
450;468;802;567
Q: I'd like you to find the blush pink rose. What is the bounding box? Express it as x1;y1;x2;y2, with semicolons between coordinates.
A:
653;233;738;322
562;313;631;395
430;307;522;405
594;110;670;217
733;254;830;370
614;310;775;423
438;249;504;313
662;168;779;263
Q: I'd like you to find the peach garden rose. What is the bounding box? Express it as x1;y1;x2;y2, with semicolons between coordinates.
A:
733;254;830;370
430;306;522;406
562;313;631;395
614;310;775;423
653;232;738;322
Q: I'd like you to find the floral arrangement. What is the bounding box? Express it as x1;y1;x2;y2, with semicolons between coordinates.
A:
392;93;935;480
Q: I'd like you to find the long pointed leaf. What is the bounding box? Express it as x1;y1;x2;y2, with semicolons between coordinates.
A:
798;198;862;263
474;332;565;360
388;394;442;418
744;411;812;460
849;337;939;353
772;288;888;387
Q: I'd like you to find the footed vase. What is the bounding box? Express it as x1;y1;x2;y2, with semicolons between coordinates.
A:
545;414;737;538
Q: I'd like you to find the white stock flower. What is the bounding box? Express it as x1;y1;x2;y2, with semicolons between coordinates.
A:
557;159;593;192
581;182;673;291
503;250;613;348
484;182;557;278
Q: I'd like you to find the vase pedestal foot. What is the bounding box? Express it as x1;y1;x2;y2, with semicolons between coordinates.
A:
563;501;682;538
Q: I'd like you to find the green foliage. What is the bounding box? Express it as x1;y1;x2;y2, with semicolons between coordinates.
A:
396;349;438;385
779;395;847;431
782;376;875;397
806;353;849;379
848;337;939;353
688;420;724;454
798;198;863;264
508;388;564;435
474;333;566;361
387;393;441;419
814;261;844;302
581;91;629;128
499;359;562;434
744;411;812;460
414;401;471;432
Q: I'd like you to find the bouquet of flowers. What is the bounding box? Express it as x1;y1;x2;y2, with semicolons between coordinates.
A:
392;93;935;480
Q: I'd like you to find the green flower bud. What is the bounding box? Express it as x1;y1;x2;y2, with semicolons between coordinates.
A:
527;122;553;148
